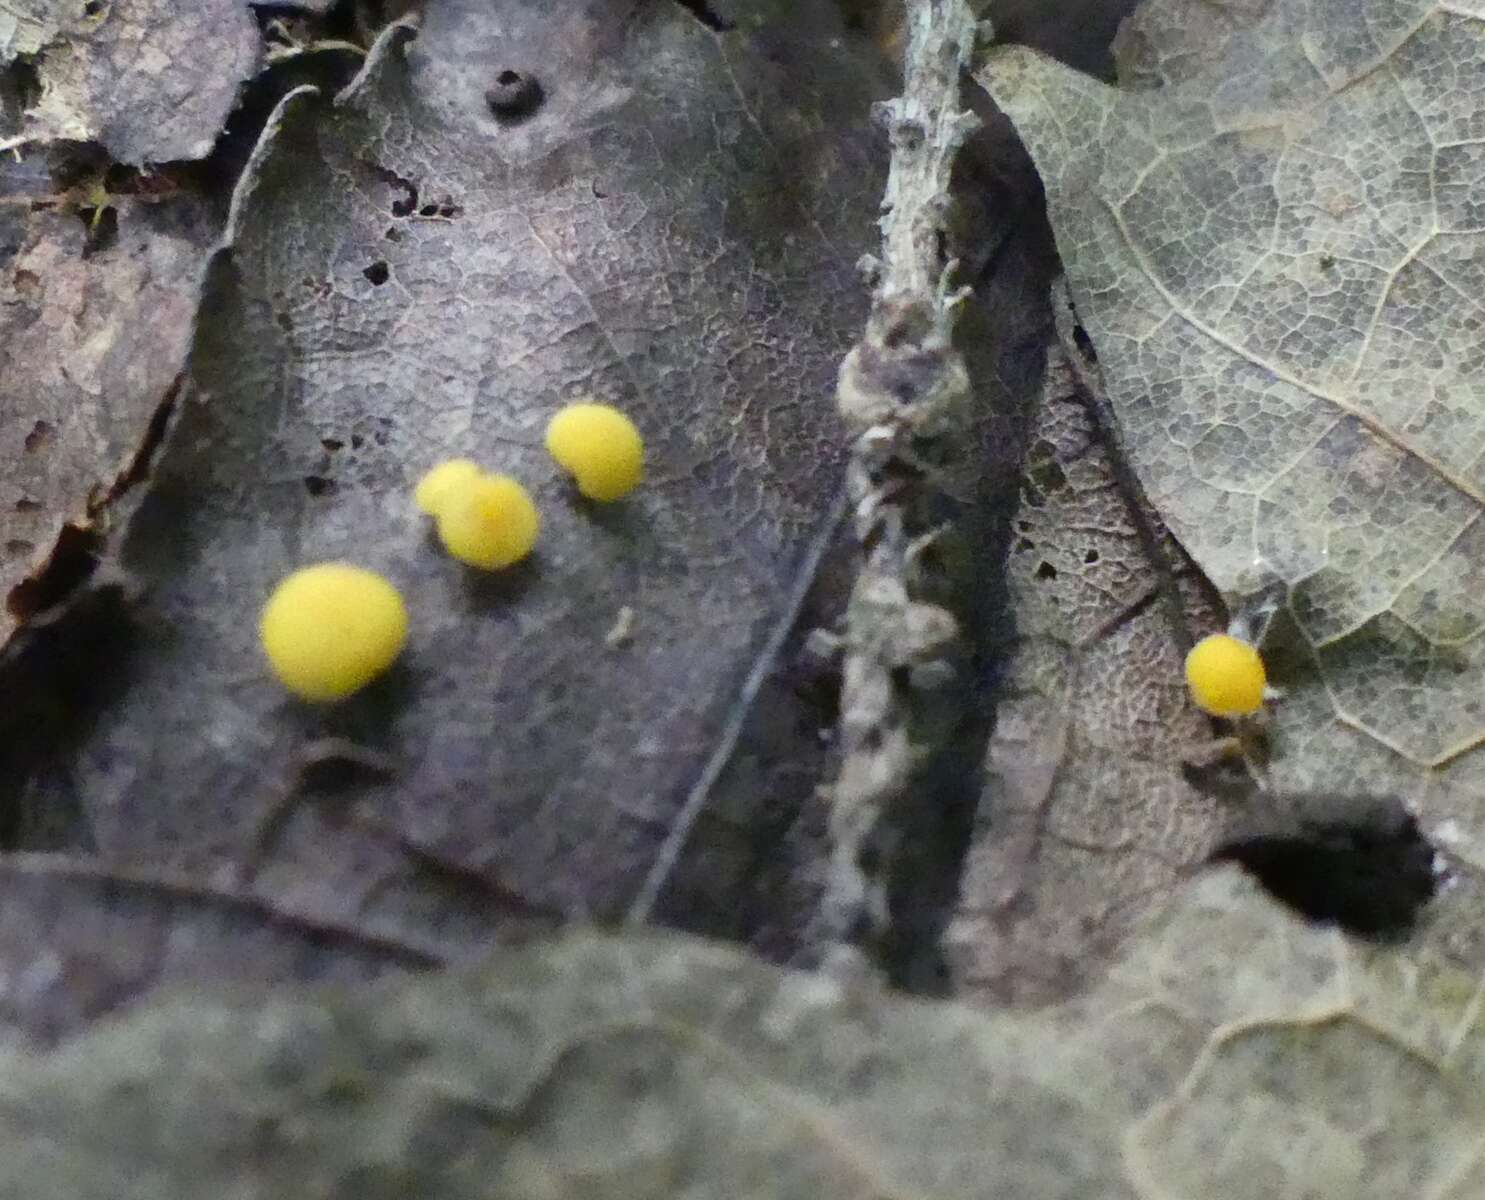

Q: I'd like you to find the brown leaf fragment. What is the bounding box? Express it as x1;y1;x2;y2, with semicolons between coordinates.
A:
0;186;218;644
948;339;1227;1006
4;0;261;163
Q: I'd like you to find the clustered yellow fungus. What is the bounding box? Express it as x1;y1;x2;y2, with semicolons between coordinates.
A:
544;402;644;501
1185;632;1266;717
415;460;540;570
259;563;408;701
413;457;481;516
263;403;644;700
436;473;540;569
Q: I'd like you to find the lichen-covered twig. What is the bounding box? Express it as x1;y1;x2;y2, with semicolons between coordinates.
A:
817;0;986;972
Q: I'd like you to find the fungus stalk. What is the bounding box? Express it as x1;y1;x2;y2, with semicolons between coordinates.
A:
818;0;986;973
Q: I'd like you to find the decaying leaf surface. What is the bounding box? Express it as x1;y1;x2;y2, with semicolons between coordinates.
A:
0;868;1482;1198
0;854;436;1047
0;0;64;63
6;3;887;940
981;2;1485;888
3;0;260;163
948;341;1228;1004
0;178;218;642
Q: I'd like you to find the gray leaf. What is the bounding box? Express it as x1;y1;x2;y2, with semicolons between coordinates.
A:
9;3;888;944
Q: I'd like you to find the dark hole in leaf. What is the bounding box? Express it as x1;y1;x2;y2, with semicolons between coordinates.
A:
385;226;402;241
24;419;55;452
350;434;364;450
1014;537;1035;552
1026;457;1067;493
1035;560;1057;581
484;70;544;121
303;475;335;497
82;0;104;16
6;523;103;621
320;438;344;452
1083;548;1099;564
418;204;439;217
1212;797;1437;939
362;260;389;285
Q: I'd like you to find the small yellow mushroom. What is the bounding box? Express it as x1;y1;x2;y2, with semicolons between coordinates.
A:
1185;632;1266;717
414;458;482;517
544;402;644;501
436;473;540;569
259;563;408;701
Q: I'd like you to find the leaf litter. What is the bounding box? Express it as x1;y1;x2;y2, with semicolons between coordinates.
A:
1;1;891;956
983;0;1485;966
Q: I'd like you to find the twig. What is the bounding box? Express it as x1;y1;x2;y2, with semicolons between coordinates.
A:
816;0;986;974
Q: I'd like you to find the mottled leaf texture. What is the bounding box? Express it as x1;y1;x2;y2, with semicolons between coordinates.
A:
982;2;1485;882
6;3;884;939
1;870;1483;1198
2;0;260;162
948;343;1228;1004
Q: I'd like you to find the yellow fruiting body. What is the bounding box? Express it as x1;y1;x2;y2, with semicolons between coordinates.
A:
436;473;540;569
545;402;644;501
414;458;482;516
1185;633;1266;717
259;563;408;701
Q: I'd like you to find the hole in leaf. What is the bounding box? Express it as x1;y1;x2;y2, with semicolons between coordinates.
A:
1026;457;1067;493
1213;799;1437;940
1035;561;1057;581
24;420;55;453
1083;548;1100;564
320;438;344;452
303;475;335;497
362;261;389;286
484;69;544;120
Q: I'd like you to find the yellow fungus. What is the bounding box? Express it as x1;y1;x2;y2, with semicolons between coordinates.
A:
1185;632;1266;717
544;402;644;501
259;563;408;701
414;458;482;517
436;473;540;569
